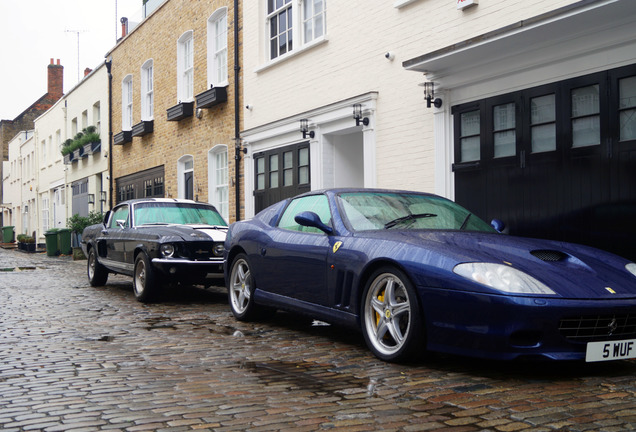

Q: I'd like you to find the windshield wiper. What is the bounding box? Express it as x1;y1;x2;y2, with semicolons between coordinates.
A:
384;213;437;229
459;213;472;230
139;222;169;226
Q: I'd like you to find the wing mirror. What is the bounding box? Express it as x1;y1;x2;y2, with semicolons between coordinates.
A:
102;211;111;227
295;211;333;234
490;219;507;234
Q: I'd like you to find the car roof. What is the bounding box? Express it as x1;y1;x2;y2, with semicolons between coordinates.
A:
115;198;211;206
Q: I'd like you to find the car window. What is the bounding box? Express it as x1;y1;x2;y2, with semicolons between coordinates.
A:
278;195;331;234
134;202;228;226
109;206;130;229
337;192;495;232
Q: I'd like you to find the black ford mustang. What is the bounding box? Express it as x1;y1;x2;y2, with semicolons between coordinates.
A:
81;198;227;302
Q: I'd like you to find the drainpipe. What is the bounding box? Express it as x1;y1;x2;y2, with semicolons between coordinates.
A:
105;58;114;210
233;0;241;222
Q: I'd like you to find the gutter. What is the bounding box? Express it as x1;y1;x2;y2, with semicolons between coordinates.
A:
233;0;241;222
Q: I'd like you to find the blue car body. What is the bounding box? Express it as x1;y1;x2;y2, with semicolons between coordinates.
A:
224;189;636;361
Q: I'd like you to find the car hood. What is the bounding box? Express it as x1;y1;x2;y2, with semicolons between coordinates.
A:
139;224;227;242
357;230;636;299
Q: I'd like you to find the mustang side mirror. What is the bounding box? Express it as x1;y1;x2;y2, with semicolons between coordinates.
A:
295;211;333;234
490;219;506;234
103;211;111;227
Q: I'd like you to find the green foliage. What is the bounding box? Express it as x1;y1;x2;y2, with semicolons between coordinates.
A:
17;234;35;243
67;211;104;234
60;127;101;156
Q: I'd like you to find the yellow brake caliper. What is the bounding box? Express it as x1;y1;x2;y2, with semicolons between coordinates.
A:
375;289;385;328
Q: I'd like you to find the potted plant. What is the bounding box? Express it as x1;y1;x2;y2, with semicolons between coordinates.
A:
62;139;74;164
81;126;101;155
67;211;104;260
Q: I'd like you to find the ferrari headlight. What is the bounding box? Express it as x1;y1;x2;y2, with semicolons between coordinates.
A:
453;262;556;295
160;244;175;258
213;242;225;257
626;263;636;277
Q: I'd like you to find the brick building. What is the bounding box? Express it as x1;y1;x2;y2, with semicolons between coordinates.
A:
106;0;242;223
0;60;63;225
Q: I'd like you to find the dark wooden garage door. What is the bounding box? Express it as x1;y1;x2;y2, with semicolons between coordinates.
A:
452;64;636;260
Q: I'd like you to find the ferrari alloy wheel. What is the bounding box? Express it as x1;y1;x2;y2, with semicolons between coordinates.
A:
87;248;108;287
361;267;423;362
133;252;158;303
228;254;258;320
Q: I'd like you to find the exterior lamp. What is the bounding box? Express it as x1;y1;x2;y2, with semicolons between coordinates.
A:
421;82;442;108
353;104;369;126
300;119;314;139
87;194;95;205
100;191;107;202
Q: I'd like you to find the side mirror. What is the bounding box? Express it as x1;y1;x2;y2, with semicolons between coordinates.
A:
295;211;333;234
490;219;506;234
103;211;111;227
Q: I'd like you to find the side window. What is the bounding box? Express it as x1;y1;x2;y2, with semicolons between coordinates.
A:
110;206;130;229
278;195;331;233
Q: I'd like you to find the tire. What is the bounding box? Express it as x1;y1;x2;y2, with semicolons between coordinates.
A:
361;267;423;362
133;252;159;303
228;254;259;321
87;247;108;286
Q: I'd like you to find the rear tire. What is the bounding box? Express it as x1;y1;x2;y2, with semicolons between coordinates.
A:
87;248;108;286
133;252;159;303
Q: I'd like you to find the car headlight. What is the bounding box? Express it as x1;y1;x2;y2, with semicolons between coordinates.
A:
626;263;636;277
213;242;224;257
160;244;175;258
453;262;556;295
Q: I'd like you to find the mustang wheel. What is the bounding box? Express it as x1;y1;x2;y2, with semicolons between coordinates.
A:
87;248;108;286
228;254;259;320
361;267;423;362
133;252;158;303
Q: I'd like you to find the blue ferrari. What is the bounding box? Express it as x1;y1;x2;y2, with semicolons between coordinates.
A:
224;189;636;362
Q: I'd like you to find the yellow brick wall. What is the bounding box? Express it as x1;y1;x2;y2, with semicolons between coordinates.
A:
108;0;243;222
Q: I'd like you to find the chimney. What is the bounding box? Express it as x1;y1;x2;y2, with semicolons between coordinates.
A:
47;58;64;99
84;68;93;77
121;17;129;38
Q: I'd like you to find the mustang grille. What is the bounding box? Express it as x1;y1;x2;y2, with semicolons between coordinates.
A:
531;250;567;262
181;242;220;260
559;314;636;342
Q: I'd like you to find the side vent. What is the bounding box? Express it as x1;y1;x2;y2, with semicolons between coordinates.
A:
531;250;567;262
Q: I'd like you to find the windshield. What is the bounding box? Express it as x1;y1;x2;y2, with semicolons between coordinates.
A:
134;202;228;227
337;192;495;233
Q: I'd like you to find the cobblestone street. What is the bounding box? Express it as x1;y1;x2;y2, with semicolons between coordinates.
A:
1;246;636;431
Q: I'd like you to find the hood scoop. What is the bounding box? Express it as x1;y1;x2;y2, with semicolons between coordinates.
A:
531;249;568;262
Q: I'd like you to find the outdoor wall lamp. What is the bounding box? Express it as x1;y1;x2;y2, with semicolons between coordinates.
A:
100;191;107;202
353;104;369;126
300;119;314;139
87;194;95;205
421;82;442;108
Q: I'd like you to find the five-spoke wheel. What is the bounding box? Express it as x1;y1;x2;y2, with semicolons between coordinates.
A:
87;248;108;287
228;254;259;320
133;252;158;303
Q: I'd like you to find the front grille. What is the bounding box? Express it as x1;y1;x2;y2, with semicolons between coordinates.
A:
531;249;567;262
180;242;221;260
559;314;636;342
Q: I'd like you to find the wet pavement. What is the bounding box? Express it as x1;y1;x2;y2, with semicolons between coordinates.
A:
1;246;636;432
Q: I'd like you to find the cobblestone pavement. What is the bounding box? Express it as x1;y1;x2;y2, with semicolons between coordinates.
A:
1;247;636;432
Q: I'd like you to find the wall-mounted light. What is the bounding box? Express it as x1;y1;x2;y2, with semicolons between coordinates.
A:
300;119;315;139
353;104;369;126
100;191;107;202
24;205;28;213
420;82;442;108
196;108;203;119
88;194;95;205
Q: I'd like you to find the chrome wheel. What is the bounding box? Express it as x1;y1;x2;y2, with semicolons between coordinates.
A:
87;248;108;286
229;256;252;317
133;253;157;302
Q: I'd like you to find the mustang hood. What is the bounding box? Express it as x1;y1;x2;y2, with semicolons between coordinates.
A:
362;230;636;299
141;224;227;242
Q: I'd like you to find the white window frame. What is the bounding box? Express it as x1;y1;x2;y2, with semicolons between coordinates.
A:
122;74;133;130
208;8;228;88
266;0;326;62
41;194;49;232
302;0;326;44
208;145;229;221
141;59;154;120
177;31;194;102
177;154;194;199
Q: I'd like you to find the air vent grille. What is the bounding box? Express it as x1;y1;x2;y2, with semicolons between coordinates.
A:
531;250;567;262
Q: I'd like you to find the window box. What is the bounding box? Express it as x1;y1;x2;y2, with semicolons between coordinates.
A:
167;101;194;121
83;141;101;155
114;130;132;145
64;153;74;165
132;120;154;137
195;86;228;109
73;147;84;161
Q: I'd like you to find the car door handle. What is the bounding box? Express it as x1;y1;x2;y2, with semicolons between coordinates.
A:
260;248;267;256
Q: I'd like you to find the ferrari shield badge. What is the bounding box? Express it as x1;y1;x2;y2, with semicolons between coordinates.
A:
333;241;343;254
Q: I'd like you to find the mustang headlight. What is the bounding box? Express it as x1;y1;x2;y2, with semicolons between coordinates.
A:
626;263;636;277
453;262;556;295
213;242;225;257
160;244;175;258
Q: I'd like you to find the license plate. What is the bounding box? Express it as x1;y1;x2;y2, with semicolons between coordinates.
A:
586;339;636;362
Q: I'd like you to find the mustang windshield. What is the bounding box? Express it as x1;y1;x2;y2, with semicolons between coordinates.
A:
134;202;228;227
337;192;495;232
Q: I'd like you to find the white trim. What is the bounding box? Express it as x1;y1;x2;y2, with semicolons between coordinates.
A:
177;30;194;102
207;7;229;88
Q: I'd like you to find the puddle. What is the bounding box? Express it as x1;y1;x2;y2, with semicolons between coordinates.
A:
0;267;37;272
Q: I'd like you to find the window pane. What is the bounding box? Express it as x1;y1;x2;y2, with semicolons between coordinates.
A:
299;147;309;166
493;103;515;131
532;124;556;153
494;131;515;158
572;117;600;147
269;155;279;188
572;85;599;117
461;137;480;162
461;110;480;136
620;110;636;141
620;76;636;141
460;110;480;162
531;94;555;124
283;151;293;186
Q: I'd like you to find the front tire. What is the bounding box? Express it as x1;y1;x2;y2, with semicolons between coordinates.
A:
133;252;159;303
228;254;259;320
361;267;423;362
87;248;108;286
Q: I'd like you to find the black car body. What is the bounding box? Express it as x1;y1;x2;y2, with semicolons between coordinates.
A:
81;198;227;302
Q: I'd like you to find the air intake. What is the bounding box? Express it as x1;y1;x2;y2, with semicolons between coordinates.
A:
530;250;567;262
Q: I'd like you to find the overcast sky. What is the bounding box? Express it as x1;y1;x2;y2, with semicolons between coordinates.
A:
0;0;142;120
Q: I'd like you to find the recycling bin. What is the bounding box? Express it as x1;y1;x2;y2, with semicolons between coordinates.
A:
2;226;14;243
44;229;60;256
57;228;72;255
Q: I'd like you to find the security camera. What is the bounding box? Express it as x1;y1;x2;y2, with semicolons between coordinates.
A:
245;104;253;111
385;52;395;61
105;175;110;180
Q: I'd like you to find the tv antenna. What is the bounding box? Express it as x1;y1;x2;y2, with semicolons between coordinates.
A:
65;29;88;82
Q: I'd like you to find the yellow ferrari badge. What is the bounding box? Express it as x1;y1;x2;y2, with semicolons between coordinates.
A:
333;241;343;254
